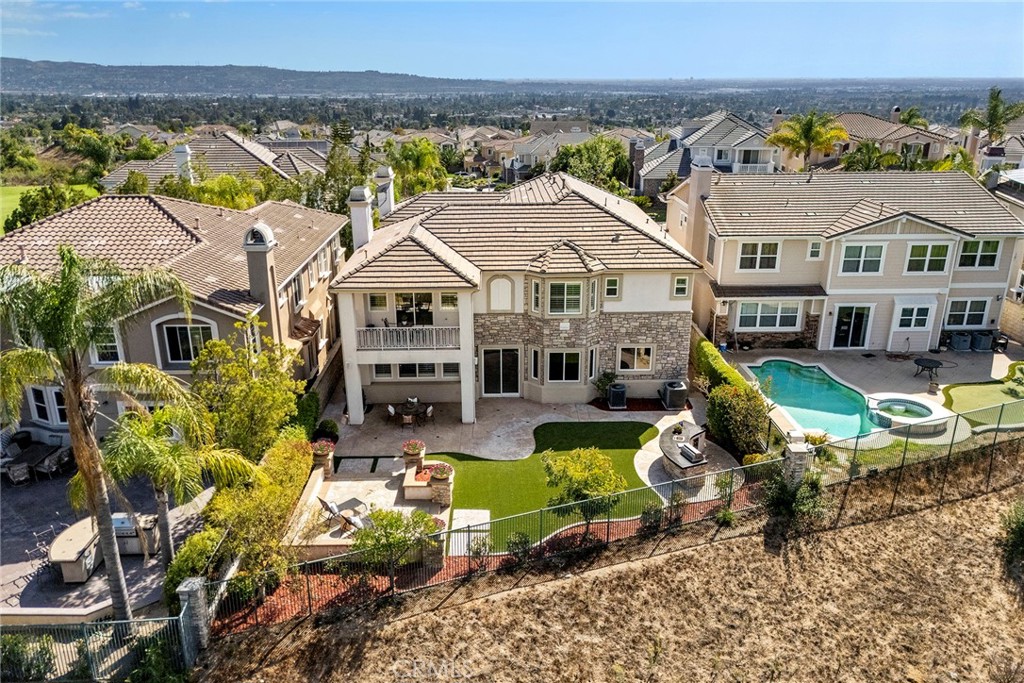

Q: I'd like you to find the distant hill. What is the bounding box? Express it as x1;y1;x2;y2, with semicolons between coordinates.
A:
0;58;511;96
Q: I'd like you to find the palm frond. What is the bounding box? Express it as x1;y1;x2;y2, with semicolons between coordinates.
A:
85;266;193;331
95;362;192;407
959;108;985;131
0;348;60;427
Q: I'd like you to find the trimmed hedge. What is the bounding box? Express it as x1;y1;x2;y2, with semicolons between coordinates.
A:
693;339;746;391
164;527;226;609
292;391;321;439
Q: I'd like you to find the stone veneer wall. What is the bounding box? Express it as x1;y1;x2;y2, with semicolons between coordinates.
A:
715;313;821;350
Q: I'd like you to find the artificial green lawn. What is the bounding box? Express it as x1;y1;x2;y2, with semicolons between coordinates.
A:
432;421;660;521
0;184;100;231
943;361;1024;415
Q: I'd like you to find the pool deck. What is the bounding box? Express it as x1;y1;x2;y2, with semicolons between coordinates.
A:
730;344;1024;436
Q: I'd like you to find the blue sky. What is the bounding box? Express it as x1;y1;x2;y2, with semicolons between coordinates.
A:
2;1;1022;79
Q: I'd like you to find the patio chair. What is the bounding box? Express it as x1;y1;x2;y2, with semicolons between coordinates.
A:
33;526;57;545
318;497;344;524
33;454;60;480
55;447;74;473
6;463;31;487
418;405;435;426
401;414;415;429
385;404;397;424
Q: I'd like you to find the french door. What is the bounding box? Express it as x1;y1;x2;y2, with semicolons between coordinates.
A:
833;306;871;348
481;348;520;397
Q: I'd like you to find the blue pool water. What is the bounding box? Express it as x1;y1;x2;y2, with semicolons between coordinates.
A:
748;360;873;439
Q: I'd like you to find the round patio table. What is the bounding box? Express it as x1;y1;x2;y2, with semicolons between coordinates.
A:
913;357;942;379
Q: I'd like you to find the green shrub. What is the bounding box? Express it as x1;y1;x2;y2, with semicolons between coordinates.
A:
0;633;55;682
997;498;1024;574
505;531;533;566
292;391;321;439
742;453;780;482
715;507;736;527
313;419;340;443
639;501;664;535
707;384;769;456
692;340;746;391
760;470;828;534
125;635;187;683
467;535;493;572
164;527;225;609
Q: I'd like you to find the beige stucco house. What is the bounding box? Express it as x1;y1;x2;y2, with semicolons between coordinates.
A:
330;172;701;425
665;160;1024;353
0;195;348;443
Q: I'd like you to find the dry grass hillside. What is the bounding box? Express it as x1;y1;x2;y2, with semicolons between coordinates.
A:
198;484;1024;683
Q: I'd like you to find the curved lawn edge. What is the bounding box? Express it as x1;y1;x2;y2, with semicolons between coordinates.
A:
942;360;1024;412
429;421;659;520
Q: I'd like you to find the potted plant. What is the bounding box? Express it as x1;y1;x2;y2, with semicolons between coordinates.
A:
430;463;453;480
402;439;427;471
311;439;333;469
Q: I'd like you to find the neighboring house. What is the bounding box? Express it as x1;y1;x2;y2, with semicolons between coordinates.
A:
507;132;593;182
267;120;303;139
394;130;459;151
530;119;589;135
330;172;701;425
101;132;302;191
665;159;1024;352
355;129;396;148
454;125;519;151
978;115;1024;172
464;137;518;177
114;123;161;141
634;111;779;196
0;195;349;442
599;127;656;150
790;108;951;171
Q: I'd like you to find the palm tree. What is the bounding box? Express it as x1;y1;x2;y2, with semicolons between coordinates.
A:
765;111;849;171
898;106;929;128
0;246;192;621
960;87;1024;145
896;143;930;171
840;141;900;171
79;405;259;567
934;146;977;174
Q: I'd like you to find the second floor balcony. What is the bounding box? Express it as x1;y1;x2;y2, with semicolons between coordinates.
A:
732;161;774;174
356;326;461;351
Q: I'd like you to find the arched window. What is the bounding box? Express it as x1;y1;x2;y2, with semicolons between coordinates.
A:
488;276;513;312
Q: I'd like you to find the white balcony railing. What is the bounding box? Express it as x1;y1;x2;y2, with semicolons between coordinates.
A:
732;162;774;174
356;326;461;351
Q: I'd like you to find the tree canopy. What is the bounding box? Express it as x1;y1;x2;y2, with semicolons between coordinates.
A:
4;183;91;233
542;446;627;536
960;87;1024;144
384;137;449;200
766;111;849;171
548;137;630;193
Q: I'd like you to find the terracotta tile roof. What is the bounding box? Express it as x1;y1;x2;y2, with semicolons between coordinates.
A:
0;195;348;315
289;316;322;340
682;111;769;148
703;172;1024;238
835;113;944;144
337;173;698;289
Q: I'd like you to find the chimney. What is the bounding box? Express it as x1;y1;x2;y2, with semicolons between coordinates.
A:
966;126;980;158
686;153;714;251
173;145;193;183
348;186;374;250
630;139;646;193
771;108;785;132
242;222;284;345
890;106;902;124
374;166;396;218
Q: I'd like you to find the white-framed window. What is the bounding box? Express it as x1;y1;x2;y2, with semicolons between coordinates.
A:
588;347;598;381
618;346;653;372
604;276;620;299
488;276;513;312
292;278;304;310
440;293;458;310
368;293;388;311
373;364;392;378
317;249;331;279
547;351;581;382
442;362;460;378
306;264;316;291
841;244;883;274
958;240;999;268
898;306;930;328
398;363;437;379
906;244;949;273
672;276;689;297
530;348;540;380
737;301;800;330
706;235;716;264
91;326;121;364
589;279;598;313
548;282;583;314
333;234;344;263
738;242;779;270
715;148;729;161
807;241;823;260
28;386;67;426
946;299;988;327
164;325;213;363
531;280;541;312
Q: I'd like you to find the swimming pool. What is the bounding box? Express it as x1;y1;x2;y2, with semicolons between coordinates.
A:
748;359;874;439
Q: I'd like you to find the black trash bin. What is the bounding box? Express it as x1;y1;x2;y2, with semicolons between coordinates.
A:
607;383;627;410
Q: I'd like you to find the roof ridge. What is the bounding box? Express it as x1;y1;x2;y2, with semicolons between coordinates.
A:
0;193;111;239
406;224;477;286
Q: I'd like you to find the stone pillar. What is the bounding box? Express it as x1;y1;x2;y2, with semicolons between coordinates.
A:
430;476;453;506
422;536;445;569
457;291;476;424
176;576;210;650
336;293;364;425
784;431;812;487
402;446;425;472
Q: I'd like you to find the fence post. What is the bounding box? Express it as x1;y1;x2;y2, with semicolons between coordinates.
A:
175;577;211;650
887;430;911;517
937;414;959;505
82;623;97;680
305;571;313;616
539;507;544;546
606;495;612;544
985;402;1005;492
727;468;735;508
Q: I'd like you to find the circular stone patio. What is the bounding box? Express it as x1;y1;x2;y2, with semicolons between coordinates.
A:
634;422;742;502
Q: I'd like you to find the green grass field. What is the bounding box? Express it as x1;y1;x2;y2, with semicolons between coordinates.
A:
0;184;100;231
432;421;660;522
943;361;1024;414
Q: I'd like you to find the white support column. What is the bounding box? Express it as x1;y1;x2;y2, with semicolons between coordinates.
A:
457;290;476;424
337;292;364;425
